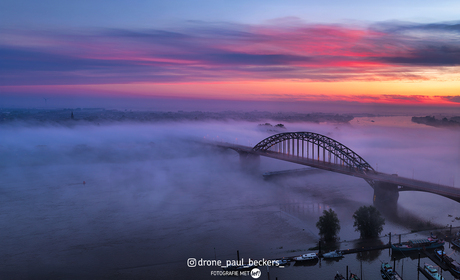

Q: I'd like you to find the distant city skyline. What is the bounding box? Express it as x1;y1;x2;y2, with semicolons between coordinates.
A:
1;1;460;111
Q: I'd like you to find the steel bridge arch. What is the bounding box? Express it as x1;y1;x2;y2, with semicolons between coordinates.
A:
252;132;375;173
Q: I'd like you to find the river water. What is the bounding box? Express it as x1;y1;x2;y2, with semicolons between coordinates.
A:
0;116;459;279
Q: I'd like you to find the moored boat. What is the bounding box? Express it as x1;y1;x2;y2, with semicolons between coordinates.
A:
334;272;345;280
323;250;343;259
294;253;318;262
349;272;360;280
424;263;445;280
273;259;289;267
391;237;444;252
381;262;403;280
222;263;257;271
435;250;460;274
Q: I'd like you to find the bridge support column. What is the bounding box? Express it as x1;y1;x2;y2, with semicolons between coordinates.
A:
373;181;399;212
238;152;260;171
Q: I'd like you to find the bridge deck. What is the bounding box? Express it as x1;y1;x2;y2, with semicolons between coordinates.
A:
209;141;460;202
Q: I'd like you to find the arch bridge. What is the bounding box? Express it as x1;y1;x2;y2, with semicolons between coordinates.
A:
208;131;460;204
253;132;374;172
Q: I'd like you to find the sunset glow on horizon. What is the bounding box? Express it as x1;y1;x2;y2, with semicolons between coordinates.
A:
3;79;460;107
1;1;460;110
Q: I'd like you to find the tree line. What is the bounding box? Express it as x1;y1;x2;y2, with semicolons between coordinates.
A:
316;205;385;242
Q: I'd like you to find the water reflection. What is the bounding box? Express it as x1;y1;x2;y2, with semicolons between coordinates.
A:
376;201;444;230
279;201;331;215
391;250;425;261
356;249;382;262
293;259;319;266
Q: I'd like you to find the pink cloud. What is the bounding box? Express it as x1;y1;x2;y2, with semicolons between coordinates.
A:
1;21;460;87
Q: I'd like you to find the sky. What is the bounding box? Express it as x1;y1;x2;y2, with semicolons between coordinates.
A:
1;0;460;111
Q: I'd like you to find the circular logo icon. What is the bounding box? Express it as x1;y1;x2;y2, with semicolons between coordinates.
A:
187;258;197;267
250;268;261;279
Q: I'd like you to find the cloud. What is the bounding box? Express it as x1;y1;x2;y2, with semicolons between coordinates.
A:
440;96;460;103
1;20;460;86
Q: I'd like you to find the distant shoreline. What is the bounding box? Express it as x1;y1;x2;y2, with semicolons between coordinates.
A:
412;116;460;128
0;108;355;125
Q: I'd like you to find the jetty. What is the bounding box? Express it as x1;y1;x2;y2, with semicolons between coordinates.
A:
421;250;449;271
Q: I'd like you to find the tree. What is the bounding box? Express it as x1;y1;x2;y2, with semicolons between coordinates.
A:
352;206;385;238
316;209;340;242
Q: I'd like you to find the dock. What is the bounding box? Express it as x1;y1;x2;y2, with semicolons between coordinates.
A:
341;244;390;255
420;250;460;278
421;250;449;271
273;243;391;263
417;266;437;280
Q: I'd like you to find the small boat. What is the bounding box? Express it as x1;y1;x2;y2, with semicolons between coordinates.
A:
293;253;318;262
273;259;289;266
424;263;445;280
334;272;345;280
323;250;343;259
391;237;444;252
349;272;360;280
435;250;460;274
222;263;257;271
381;262;403;280
239;264;257;271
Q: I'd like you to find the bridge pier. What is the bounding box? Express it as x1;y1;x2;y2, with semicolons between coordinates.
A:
373;181;399;212
238;152;260;171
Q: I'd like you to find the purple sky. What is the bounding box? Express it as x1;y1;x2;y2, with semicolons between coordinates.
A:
1;1;460;112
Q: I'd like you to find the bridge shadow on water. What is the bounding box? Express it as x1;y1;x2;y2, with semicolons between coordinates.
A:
260;165;454;249
373;189;446;231
276;177;446;236
379;204;444;231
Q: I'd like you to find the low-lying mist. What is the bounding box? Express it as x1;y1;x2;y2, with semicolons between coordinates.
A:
0;117;459;278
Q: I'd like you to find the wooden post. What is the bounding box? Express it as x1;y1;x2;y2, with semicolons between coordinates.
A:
401;259;404;278
417;253;420;280
318;240;322;257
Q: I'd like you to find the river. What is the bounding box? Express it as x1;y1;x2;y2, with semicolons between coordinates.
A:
0;116;459;279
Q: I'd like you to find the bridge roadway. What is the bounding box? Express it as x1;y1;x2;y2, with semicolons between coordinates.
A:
210;141;460;203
